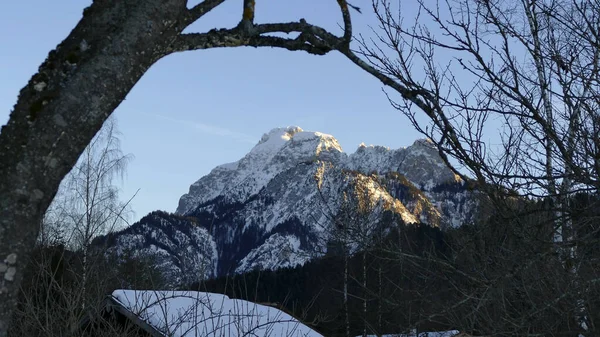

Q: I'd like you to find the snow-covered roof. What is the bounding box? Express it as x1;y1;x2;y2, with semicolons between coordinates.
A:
110;290;323;337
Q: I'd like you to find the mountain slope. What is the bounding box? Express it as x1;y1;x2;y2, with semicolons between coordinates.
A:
102;126;476;283
101;211;218;286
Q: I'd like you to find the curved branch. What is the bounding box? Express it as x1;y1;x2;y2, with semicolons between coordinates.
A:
337;0;353;45
171;21;344;55
181;0;354;54
339;47;486;184
184;0;226;26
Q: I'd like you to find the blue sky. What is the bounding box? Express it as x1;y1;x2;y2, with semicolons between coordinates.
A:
1;0;427;223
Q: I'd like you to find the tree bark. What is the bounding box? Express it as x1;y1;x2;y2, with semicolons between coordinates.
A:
0;1;188;333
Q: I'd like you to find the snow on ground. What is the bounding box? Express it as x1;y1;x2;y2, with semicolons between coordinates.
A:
111;290;323;337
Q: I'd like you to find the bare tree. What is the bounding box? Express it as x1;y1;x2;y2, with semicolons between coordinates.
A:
6;118;159;337
57;117;133;309
338;176;386;337
9;244;167;337
0;0;365;332
317;169;405;337
332;0;600;335
61;117;132;247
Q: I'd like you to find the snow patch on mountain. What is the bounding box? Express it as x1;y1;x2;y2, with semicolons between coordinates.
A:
236;234;308;273
104;212;219;285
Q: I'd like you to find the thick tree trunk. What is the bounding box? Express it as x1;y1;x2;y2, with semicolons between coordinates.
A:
0;1;187;334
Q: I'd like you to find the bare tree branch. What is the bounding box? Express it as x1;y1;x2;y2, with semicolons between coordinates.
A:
185;0;227;26
171;21;344;55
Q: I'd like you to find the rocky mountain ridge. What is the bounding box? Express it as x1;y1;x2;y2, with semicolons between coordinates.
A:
100;126;476;285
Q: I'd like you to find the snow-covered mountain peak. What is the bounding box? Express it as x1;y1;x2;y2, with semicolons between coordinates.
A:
177;128;462;215
177;126;345;214
254;126;303;153
356;142;391;152
106;128;476;282
413;137;435;146
253;126;343;156
348;137;459;189
354;143;394;159
406;138;440;160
